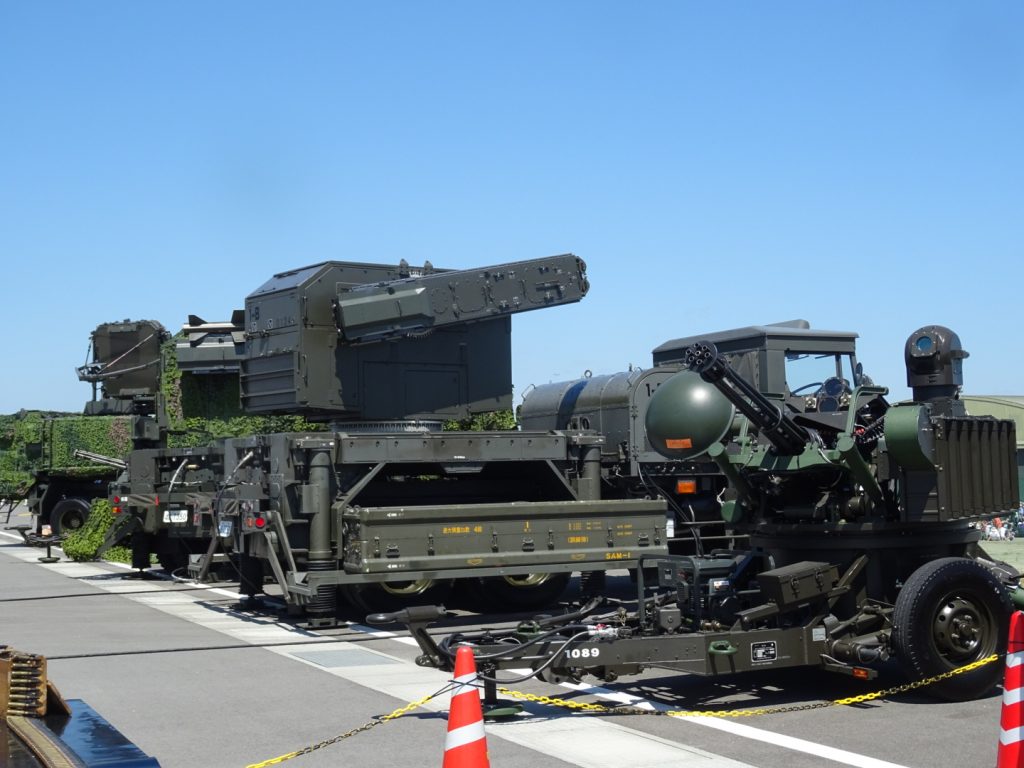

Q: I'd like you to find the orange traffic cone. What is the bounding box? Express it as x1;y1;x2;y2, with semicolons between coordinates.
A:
443;645;490;768
999;611;1024;767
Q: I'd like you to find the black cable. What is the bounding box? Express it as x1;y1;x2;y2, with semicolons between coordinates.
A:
436;620;632;672
194;448;256;583
45;636;360;661
638;465;704;556
0;584;224;603
474;631;595;684
536;596;604;627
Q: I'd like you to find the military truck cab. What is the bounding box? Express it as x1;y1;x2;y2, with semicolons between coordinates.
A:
519;320;869;555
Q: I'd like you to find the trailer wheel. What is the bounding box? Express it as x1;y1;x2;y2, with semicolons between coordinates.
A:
50;498;91;536
341;579;453;613
238;553;267;597
469;572;571;611
892;557;1010;701
157;541;190;574
157;550;186;572
131;532;153;569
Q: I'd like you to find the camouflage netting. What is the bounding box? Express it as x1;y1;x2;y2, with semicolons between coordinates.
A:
46;415;134;468
0;331;515;498
0;410;75;495
61;498;131;563
160;335;325;448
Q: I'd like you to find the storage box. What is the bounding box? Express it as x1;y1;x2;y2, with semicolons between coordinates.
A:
757;561;838;609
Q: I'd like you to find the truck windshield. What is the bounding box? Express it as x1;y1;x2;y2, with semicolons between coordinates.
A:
785;353;858;397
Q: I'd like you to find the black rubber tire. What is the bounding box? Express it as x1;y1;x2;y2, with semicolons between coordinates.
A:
49;498;91;536
155;537;209;575
156;542;189;573
157;551;186;572
892;557;1010;701
340;579;454;614
131;532;153;569
468;572;572;611
238;553;266;597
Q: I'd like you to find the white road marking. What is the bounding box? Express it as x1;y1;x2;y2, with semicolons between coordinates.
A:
2;536;911;768
689;717;913;768
560;680;910;768
355;618;911;767
2;542;750;767
282;645;751;767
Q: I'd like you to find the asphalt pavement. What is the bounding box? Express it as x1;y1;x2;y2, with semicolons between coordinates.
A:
0;507;1010;768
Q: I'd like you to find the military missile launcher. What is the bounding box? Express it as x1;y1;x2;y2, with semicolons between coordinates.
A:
393;324;1021;702
222;255;668;621
240;256;587;421
108;254;668;620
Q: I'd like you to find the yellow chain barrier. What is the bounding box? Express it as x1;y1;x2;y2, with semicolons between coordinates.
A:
244;686;450;768
499;653;1001;718
244;653;1000;766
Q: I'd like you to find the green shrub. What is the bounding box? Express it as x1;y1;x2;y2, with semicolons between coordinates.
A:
444;410;517;431
61;498;130;563
104;545;132;564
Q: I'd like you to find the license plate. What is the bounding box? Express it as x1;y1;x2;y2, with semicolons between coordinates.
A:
218;520;233;537
163;508;188;524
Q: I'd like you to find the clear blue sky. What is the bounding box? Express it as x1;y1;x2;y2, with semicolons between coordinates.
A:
1;2;1021;414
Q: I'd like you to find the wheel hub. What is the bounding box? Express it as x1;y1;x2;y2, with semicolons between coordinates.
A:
381;579;434;597
502;573;551;588
934;597;985;658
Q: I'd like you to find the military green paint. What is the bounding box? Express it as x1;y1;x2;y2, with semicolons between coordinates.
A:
884;405;935;470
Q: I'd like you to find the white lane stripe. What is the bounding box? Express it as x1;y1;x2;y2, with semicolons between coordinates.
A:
6;536;902;768
562;680;910;768
286;649;752;768
0;535;257;601
6;543;755;768
355;636;855;764
486;715;749;768
445;720;486;750
678;715;909;768
349;623;400;640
